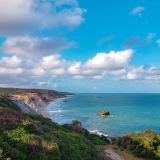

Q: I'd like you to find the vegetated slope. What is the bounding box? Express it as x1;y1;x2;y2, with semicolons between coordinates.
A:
0;101;109;160
0;88;70;98
112;130;160;160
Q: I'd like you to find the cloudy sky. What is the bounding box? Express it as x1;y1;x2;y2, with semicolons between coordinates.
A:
0;0;160;93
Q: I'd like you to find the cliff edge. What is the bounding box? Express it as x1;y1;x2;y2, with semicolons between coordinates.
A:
0;88;69;115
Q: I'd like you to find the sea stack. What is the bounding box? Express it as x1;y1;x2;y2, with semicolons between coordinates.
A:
97;110;110;116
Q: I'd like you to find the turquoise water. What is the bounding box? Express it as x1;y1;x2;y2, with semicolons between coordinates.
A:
46;93;160;136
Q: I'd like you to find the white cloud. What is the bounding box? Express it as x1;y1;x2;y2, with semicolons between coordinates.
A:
37;81;50;86
92;71;107;80
51;68;66;75
38;55;67;70
130;6;145;17
68;62;81;74
109;69;126;76
0;56;22;68
2;36;77;57
0;49;135;87
68;49;134;79
0;0;86;36
73;75;84;79
30;68;46;76
84;49;134;70
121;66;160;81
0;67;23;75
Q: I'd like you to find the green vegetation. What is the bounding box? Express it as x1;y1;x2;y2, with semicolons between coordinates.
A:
0;87;67;98
62;120;110;145
112;129;160;160
0;99;109;160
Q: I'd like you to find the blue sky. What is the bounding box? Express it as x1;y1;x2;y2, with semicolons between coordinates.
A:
0;0;160;93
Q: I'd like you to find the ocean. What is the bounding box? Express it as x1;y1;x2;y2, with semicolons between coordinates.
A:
46;93;160;137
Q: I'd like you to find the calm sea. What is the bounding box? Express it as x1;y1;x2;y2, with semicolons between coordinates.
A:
46;93;160;136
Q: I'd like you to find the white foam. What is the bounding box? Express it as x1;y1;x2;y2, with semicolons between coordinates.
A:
89;129;108;137
49;110;62;113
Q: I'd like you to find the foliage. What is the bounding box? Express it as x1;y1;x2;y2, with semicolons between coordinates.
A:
62;121;110;145
0;102;9;108
113;129;160;160
72;119;82;127
0;103;105;160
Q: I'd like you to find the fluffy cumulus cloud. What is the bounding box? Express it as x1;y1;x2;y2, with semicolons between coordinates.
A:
67;49;134;79
38;55;67;70
130;6;145;17
84;49;133;70
0;56;22;68
0;49;134;86
1;48;160;87
1;36;77;57
0;0;86;36
0;67;23;75
121;66;160;81
0;0;85;58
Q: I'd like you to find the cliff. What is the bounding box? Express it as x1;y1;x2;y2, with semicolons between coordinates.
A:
0;88;68;116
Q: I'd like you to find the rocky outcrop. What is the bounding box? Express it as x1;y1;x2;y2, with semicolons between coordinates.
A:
97;110;110;116
9;95;39;114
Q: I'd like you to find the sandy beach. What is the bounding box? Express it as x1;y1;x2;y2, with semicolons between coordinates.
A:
37;100;56;118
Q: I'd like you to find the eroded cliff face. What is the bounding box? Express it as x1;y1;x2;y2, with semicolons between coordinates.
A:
7;90;67;115
9;94;41;114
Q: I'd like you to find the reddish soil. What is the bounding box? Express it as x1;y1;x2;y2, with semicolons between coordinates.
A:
0;107;27;130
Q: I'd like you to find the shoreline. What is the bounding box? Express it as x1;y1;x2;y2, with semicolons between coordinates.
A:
40;96;113;139
38;96;68;118
40;95;115;139
39;97;126;160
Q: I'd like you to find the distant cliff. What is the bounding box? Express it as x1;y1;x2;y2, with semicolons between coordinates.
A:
0;88;70;115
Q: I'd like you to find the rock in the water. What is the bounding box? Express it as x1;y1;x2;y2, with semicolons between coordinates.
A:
97;110;110;116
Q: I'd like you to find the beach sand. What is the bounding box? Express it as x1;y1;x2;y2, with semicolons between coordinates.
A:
37;101;55;118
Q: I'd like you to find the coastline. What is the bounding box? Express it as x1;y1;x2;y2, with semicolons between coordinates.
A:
41;95;113;139
39;96;68;118
37;101;54;118
40;97;127;160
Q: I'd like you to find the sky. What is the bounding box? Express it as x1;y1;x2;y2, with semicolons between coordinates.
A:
0;0;160;93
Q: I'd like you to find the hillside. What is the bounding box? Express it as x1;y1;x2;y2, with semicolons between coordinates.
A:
0;88;109;160
0;88;159;160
